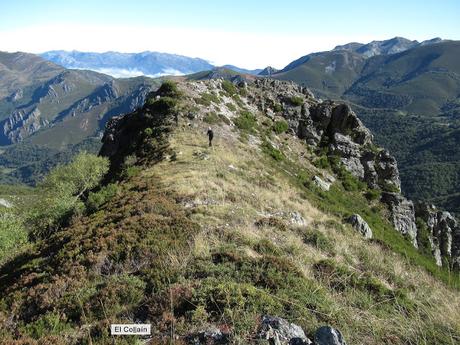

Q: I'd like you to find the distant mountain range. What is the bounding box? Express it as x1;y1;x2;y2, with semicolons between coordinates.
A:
40;51;263;78
1;37;460;214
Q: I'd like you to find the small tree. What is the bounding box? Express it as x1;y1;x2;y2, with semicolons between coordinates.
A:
27;152;109;240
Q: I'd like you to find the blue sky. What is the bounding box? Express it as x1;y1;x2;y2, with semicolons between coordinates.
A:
0;0;459;68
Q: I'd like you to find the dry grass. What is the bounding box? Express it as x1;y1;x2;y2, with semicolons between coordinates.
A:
137;96;460;343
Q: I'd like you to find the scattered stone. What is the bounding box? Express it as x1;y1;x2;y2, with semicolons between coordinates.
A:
312;176;331;191
346;214;373;239
193;150;210;160
288;211;307;226
314;326;347;345
0;198;12;208
258;316;312;345
228;164;237;171
186;326;230;345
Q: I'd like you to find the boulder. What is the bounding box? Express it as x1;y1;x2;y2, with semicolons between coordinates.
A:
346;214;373;239
312;176;331;191
314;326;347;345
258;315;312;345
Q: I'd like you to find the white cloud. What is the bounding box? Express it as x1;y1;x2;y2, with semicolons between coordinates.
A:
0;24;381;69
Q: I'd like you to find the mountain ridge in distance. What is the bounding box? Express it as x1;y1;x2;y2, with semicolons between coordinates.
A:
41;50;264;78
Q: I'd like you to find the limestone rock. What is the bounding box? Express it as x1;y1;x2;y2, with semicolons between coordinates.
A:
314;326;347;345
381;192;418;247
312;176;331;191
415;203;460;267
186;326;230;345
346;214;373;239
258;315;312;345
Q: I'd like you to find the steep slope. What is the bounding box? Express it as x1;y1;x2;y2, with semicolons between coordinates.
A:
0;79;459;344
273;40;460;215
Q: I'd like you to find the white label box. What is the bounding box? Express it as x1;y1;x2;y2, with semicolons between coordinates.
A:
111;324;151;335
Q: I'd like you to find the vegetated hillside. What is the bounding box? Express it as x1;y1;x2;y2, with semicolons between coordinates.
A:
273;39;460;215
0;51;163;185
0;79;459;345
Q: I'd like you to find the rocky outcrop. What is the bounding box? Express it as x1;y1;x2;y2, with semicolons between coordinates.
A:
381;192;418;247
415;203;460;268
251;78;420;246
1;107;45;143
346;214;373;239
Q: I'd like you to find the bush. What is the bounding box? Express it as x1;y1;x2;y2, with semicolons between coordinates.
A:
86;183;119;213
147;96;178;114
314;156;330;169
262;141;284;161
156;80;181;98
221;80;237;96
273;103;283;112
272;120;289;134
289;96;304;106
365;188;381;201
234;111;257;132
0;212;27;262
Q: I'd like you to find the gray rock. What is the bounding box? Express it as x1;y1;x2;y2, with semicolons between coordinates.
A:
381;193;418;247
288;211;307;226
314;326;347;345
312;176;331;191
0;198;13;208
186;326;229;345
346;214;373;239
375;150;401;191
415;203;460;267
258;315;312;345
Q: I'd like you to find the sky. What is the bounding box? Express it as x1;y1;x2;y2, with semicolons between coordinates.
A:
0;0;459;69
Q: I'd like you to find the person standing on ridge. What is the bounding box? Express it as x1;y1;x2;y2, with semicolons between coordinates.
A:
207;127;214;147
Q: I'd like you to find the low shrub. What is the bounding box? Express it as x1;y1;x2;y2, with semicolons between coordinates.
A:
262;141;284;161
272;120;289;134
365;188;381;201
221;80;237;96
289;96;304;106
234;111;257;132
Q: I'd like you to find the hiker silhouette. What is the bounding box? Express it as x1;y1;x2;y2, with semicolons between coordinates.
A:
207;127;214;147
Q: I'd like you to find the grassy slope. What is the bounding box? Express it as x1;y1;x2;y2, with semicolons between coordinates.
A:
0;81;459;344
